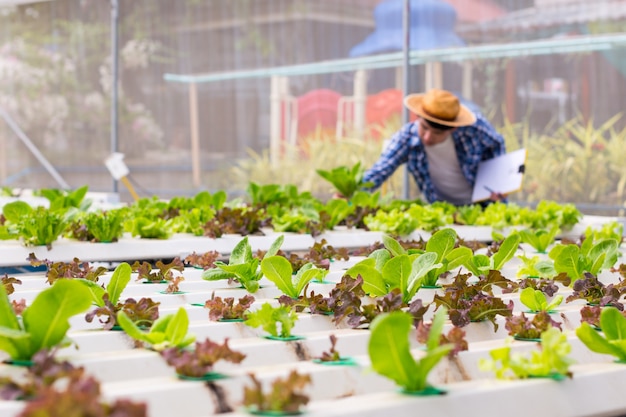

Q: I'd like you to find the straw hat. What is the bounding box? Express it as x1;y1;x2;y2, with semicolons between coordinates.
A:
404;89;476;127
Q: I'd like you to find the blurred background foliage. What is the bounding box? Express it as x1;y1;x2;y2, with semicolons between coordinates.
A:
2;0;626;214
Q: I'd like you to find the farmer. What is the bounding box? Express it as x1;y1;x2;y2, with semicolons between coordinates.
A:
363;88;507;205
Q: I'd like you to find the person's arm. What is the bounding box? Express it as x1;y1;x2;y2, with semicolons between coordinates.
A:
476;115;506;160
362;123;414;190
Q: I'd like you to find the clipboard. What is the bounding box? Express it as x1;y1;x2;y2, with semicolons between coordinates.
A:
471;148;527;202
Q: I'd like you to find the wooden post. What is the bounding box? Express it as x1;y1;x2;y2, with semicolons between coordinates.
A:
353;69;367;135
505;60;516;123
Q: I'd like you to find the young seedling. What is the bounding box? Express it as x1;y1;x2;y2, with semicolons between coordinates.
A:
519;287;563;313
202;235;284;293
160;338;246;379
368;308;452;394
260;256;327;299
81;262;161;330
577;307;626;362
420;228;472;287
204;293;255;321
243;370;311;415
117;307;195;351
456;233;521;277
244;303;299;340
479;327;574;380
316;162;373;199
505;311;562;341
518;226;560;253
549;238;620;282
345;234;441;304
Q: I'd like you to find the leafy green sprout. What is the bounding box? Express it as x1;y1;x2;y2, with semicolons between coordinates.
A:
479;327;574;379
519;287;563;313
368;307;452;393
576;307;626;362
244;303;299;339
0;279;93;361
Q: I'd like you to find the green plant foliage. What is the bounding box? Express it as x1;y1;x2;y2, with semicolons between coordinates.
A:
0;279;92;360
518;226;560;253
38;185;91;211
479;328;574;379
519;287;563;313
82;208;127;242
421;228;472;287
516;254;556;279
577;307;626;362
316;162;373;199
457;233;521;277
345;236;440;304
260;256;327;299
368;308;452;392
202;235;284;293
549;238;620;282
585;221;624;247
117;307;195;351
244;303;298;338
2;201;76;248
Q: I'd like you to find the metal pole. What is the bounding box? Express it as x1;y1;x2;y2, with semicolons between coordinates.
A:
0;108;70;189
402;0;411;200
111;0;119;192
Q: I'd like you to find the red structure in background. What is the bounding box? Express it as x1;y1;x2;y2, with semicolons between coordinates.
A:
287;88;418;143
295;89;342;140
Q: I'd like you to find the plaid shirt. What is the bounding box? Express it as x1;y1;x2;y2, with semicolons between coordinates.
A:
363;113;506;203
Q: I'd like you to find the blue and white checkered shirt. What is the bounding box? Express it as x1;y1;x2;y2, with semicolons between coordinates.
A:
363;113;506;204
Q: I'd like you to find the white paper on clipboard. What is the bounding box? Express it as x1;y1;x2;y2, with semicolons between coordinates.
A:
471;148;527;203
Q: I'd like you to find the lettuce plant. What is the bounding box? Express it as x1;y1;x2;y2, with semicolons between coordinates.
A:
81;263;160;330
316;162;373;199
479;328;574;379
202;235;283;293
519;287;563;313
456;233;521;277
260;256;327;299
516;254;556;279
565;273;626;309
2;201;76;248
585;221;624;247
125;215;173;239
0;279;92;361
433;271;515;330
363;208;420;236
518;226;560;253
315;334;344;363
420;228;472;287
117;307;195;351
243;370;311;415
82;208;127;242
132;258;185;283
244;303;298;339
577;307;626;361
204;294;255;321
318;198;354;230
505;311;562;340
368;308;452;393
549;238;620;282
38;185;91;211
160;338;246;378
345;234;440;304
